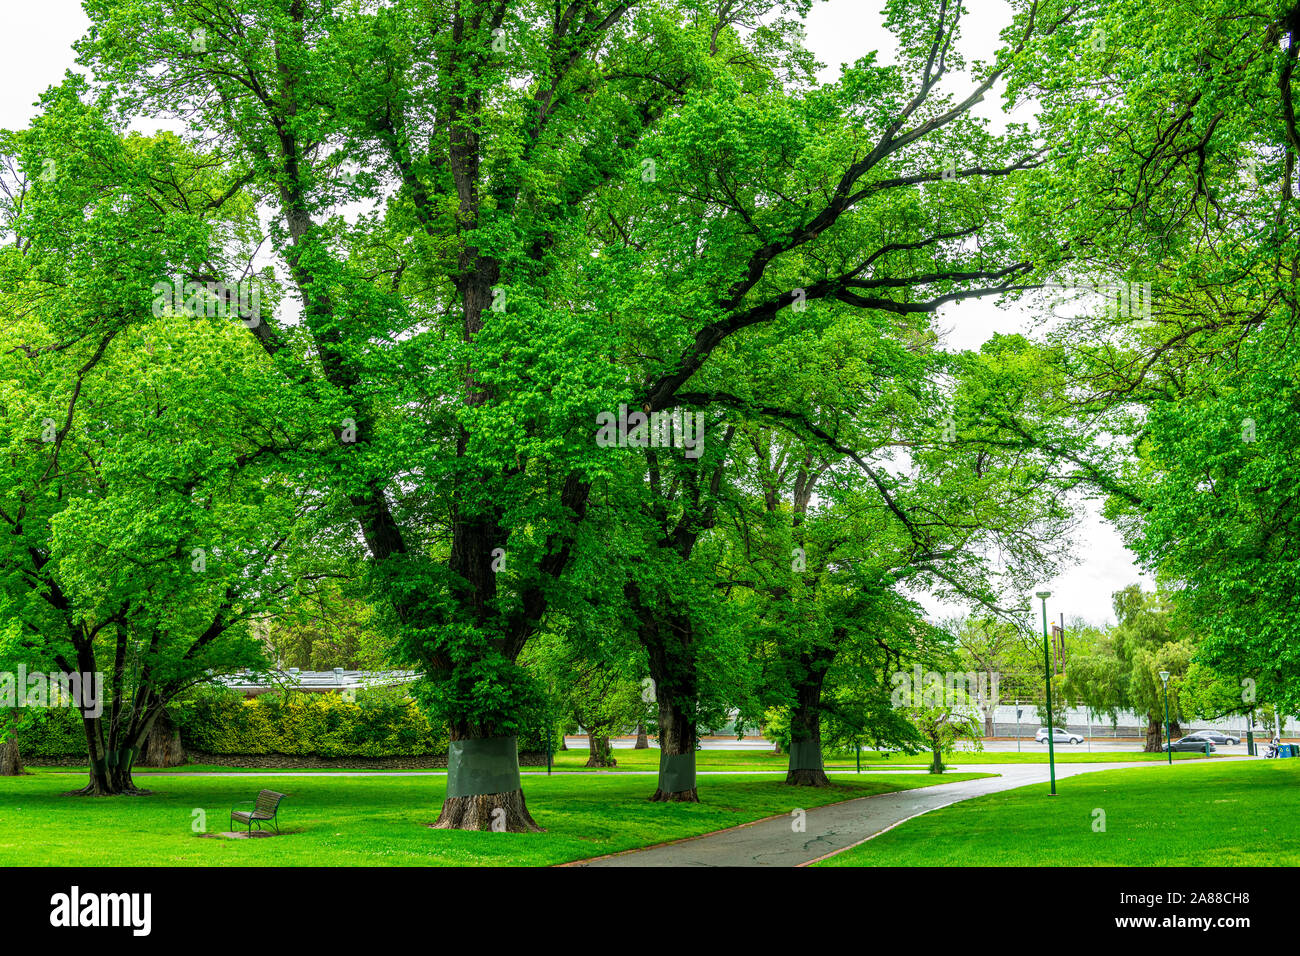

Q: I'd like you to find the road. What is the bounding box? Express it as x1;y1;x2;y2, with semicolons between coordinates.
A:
566;736;1261;755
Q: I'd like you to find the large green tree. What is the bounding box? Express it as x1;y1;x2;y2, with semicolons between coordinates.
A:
1006;0;1300;714
1062;585;1195;751
0;96;315;795
65;0;1067;822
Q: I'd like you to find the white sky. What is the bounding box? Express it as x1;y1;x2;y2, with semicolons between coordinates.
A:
0;0;1146;629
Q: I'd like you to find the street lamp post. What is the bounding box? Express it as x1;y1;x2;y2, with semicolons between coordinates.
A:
1036;591;1056;795
1159;670;1171;765
1015;699;1021;753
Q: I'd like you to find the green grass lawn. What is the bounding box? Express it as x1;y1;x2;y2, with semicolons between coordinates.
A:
0;769;989;866
818;759;1299;867
29;746;1215;777
34;748;799;775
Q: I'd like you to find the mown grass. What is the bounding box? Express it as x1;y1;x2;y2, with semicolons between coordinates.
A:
29;745;1215;777
0;769;989;866
817;759;1298;867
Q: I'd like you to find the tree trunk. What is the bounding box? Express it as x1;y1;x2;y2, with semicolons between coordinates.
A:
786;668;830;786
786;761;829;785
984;713;995;738
559;736;568;751
650;694;698;802
432;733;542;832
634;722;649;749
67;710;152;796
585;734;616;767
930;745;945;774
1144;715;1164;753
0;732;23;776
68;757;150;796
633;586;701;802
138;708;186;768
432;788;539;831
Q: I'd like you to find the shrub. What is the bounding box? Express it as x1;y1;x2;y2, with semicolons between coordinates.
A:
20;684;559;759
172;687;450;757
14;706;83;757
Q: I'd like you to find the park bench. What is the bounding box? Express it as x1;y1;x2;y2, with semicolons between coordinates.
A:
230;789;287;835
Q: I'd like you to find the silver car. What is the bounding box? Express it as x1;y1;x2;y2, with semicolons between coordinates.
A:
1187;730;1240;746
1035;727;1084;745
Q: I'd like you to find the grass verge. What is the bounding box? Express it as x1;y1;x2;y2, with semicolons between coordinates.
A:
0;769;991;866
817;759;1297;867
29;746;1216;777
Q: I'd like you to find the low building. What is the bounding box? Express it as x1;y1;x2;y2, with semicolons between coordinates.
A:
219;668;418;698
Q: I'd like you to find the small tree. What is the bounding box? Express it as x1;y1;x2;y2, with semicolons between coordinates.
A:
524;623;645;769
904;693;984;774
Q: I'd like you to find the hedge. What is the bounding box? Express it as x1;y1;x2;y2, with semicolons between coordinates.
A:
16;705;83;757
173;689;450;758
17;687;557;759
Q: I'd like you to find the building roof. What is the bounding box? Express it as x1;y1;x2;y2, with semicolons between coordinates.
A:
218;669;419;694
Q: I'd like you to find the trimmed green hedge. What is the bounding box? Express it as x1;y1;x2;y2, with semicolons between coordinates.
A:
174;690;450;758
17;687;557;759
16;705;84;757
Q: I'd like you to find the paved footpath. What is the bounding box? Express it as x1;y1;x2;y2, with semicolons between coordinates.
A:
574;759;1253;867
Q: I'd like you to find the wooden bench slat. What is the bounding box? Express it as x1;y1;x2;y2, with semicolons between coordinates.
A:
230;789;287;834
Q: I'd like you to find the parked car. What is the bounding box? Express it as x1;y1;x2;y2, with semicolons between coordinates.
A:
1163;736;1217;753
1035;727;1085;745
1186;730;1240;746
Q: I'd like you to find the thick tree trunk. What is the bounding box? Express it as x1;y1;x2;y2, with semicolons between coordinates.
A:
930;746;945;774
1144;715;1165;752
0;732;23;776
786;669;830;787
68;760;150;796
650;695;698;802
559;736;568;751
67;710;152;796
138;709;186;768
433;733;542;832
632;585;701;802
585;734;616;767
786;765;829;785
984;713;995;738
433;788;539;831
634;722;649;749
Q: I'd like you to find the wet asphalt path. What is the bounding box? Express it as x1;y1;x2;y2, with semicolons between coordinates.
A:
573;759;1253;867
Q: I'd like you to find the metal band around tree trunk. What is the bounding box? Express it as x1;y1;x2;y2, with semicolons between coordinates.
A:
788;740;823;771
657;750;696;792
446;736;522;798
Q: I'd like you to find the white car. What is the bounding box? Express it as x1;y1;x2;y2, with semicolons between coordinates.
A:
1035;727;1084;745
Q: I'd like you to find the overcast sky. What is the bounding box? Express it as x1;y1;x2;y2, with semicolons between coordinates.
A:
1;0;1147;629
